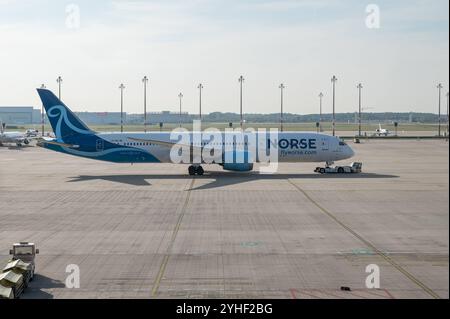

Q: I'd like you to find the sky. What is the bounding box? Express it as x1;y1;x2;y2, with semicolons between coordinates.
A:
0;0;448;115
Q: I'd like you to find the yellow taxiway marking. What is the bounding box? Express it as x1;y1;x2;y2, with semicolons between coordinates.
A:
287;179;441;299
151;178;195;297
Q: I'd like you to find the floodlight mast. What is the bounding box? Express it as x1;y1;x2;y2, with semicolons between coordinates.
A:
331;76;338;136
56;76;63;100
319;92;324;132
142;76;149;132
198;83;204;121
437;83;443;137
238;75;244;129
279;83;285;132
357;83;363;137
178;92;183;128
119;83;125;133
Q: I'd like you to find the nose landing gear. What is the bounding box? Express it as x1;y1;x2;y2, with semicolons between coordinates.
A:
188;165;204;176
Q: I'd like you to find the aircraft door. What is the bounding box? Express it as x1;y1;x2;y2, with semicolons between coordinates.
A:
96;139;104;151
320;137;329;151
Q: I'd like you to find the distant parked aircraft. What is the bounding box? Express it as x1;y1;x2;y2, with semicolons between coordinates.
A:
25;129;39;137
374;124;390;137
0;122;31;147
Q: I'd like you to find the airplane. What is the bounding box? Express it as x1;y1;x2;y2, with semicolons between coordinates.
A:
0;122;31;147
374;124;390;137
25;129;39;137
36;88;355;175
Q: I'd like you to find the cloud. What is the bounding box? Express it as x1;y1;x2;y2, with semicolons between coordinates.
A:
0;0;448;115
0;0;19;5
239;0;334;11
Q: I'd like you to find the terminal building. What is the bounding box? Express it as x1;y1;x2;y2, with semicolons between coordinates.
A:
127;111;192;124
75;112;125;125
0;107;191;126
0;107;41;124
144;111;192;124
73;111;192;125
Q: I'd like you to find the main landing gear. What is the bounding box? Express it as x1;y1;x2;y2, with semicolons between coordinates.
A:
188;165;204;176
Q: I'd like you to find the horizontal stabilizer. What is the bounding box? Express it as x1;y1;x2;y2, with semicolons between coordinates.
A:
37;138;79;149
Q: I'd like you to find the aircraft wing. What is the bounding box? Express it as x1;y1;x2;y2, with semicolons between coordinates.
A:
128;137;204;153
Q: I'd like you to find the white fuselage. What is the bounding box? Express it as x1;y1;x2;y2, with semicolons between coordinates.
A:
96;131;354;164
0;132;27;145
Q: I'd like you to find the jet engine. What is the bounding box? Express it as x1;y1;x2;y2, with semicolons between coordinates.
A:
221;150;254;172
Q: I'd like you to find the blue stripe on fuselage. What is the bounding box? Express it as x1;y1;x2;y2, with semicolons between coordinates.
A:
43;136;160;163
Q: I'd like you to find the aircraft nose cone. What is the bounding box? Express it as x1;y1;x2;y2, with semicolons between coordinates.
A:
347;146;355;158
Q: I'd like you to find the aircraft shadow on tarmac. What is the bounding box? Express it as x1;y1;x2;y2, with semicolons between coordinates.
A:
0;144;36;150
2;145;27;150
68;172;399;191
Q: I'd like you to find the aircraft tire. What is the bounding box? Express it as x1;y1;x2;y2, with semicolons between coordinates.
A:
196;166;204;176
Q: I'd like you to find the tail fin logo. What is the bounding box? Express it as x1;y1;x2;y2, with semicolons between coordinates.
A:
48;105;92;141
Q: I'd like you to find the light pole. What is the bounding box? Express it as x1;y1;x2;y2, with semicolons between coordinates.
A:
40;84;46;136
437;83;443;137
142;76;149;133
357;83;363;137
119;84;125;133
331;76;338;136
238;75;244;129
198;83;204;120
361;107;374;136
319;92;324;132
178;93;183;127
56;76;63;100
279;83;285;132
447;92;449;137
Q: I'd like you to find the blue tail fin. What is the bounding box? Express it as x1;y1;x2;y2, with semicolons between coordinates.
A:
37;88;93;141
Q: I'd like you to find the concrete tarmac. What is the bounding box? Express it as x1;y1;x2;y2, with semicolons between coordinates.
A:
0;139;448;299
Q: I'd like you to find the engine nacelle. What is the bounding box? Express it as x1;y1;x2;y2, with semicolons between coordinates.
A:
222;162;254;172
221;151;254;172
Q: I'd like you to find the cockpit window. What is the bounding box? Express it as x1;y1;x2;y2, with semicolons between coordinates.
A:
14;246;33;255
339;141;347;146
